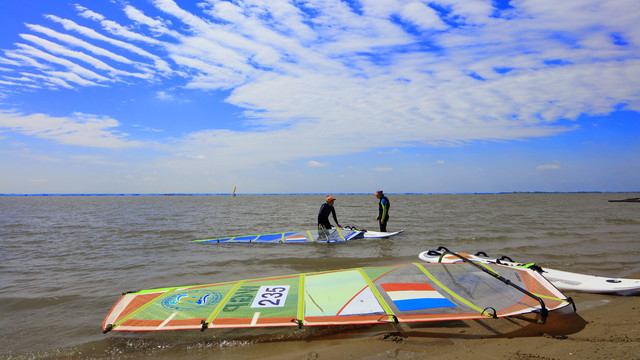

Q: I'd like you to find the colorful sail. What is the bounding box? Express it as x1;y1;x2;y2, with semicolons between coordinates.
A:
103;261;572;333
192;228;363;244
419;247;640;294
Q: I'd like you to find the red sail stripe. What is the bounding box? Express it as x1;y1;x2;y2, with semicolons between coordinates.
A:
381;283;435;292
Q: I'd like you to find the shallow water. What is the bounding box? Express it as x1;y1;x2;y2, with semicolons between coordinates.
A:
1;193;639;358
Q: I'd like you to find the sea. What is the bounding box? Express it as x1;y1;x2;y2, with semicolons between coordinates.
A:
1;193;639;359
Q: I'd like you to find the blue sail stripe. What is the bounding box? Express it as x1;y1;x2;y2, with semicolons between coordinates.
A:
393;298;457;311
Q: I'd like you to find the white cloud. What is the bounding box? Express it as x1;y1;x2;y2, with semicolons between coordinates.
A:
399;2;448;31
45;71;100;87
306;160;327;167
0;111;144;149
537;164;561;170
25;24;139;66
175;152;205;160
155;91;174;100
19;72;73;89
147;0;639;170
44;14;172;73
14;43;109;82
373;167;393;172
75;5;105;21
18;34;148;79
0;0;639;172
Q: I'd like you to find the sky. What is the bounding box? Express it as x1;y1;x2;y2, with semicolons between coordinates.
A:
0;0;639;194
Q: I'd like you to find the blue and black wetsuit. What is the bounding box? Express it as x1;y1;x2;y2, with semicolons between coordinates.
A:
318;202;340;229
378;195;390;232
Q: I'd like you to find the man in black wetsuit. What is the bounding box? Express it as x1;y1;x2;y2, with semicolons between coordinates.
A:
375;190;390;232
317;196;341;229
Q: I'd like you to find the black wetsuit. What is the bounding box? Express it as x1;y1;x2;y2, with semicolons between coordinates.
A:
318;202;340;229
378;195;390;232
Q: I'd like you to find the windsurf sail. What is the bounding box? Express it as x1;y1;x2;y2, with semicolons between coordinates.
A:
192;228;363;244
420;247;640;294
103;261;573;333
232;186;236;197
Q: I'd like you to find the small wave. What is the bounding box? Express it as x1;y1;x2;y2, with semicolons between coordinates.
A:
0;295;88;312
604;218;640;224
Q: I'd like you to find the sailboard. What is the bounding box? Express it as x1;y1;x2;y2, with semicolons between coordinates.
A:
341;226;404;238
103;259;573;334
362;230;404;238
419;247;640;294
192;228;364;244
232;186;236;197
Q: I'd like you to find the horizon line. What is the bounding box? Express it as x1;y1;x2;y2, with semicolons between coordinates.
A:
1;191;638;197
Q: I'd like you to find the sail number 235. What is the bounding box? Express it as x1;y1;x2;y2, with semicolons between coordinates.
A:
251;285;290;308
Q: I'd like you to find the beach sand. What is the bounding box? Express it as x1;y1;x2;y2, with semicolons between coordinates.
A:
112;289;638;360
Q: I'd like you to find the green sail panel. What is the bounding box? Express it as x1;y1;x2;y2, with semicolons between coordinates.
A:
211;275;302;328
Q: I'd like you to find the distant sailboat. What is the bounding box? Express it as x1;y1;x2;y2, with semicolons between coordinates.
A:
232;186;236;197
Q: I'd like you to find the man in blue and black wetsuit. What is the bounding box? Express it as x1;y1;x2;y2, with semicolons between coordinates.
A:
318;196;341;229
375;190;390;232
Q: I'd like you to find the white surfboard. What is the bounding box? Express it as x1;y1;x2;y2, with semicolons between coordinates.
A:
418;249;640;294
361;230;404;238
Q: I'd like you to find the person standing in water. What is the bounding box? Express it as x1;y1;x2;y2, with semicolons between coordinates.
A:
318;196;341;229
375;190;390;232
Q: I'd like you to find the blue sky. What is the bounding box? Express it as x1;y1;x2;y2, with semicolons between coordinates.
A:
0;0;638;194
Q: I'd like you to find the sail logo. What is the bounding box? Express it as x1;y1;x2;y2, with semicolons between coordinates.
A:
223;285;260;312
161;290;222;310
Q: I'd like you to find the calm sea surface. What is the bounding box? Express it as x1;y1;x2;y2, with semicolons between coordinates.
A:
1;193;639;358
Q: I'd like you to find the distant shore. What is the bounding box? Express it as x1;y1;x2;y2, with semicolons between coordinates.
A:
2;191;639;197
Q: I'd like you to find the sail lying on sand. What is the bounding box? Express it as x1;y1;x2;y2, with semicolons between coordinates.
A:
192;228;363;244
103;261;573;333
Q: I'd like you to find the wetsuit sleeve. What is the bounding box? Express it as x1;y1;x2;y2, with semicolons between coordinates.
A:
331;207;340;227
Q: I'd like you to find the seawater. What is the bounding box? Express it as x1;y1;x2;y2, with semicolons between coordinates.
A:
1;193;639;358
